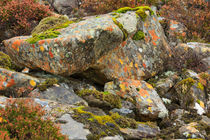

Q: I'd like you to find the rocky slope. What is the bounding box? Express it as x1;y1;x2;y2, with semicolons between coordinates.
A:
0;5;210;140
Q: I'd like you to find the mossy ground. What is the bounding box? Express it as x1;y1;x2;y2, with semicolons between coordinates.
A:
37;78;58;91
72;106;138;140
77;89;122;109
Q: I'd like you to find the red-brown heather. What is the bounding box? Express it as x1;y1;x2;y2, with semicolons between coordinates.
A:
0;98;67;140
160;0;209;42
0;0;52;37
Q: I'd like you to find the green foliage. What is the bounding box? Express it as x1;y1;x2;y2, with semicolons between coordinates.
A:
77;89;122;109
0;99;67;139
37;78;58;91
132;31;145;40
0;51;12;70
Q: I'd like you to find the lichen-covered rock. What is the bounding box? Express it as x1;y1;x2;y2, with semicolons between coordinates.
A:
0;68;40;97
104;78;168;120
120;123;160;139
4;9;172;84
30;86;88;106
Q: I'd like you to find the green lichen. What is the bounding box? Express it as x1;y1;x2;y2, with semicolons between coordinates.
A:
37;78;58;91
177;78;196;88
112;17;128;41
77;89;122;109
0;51;12;70
132;31;145;40
197;82;204;91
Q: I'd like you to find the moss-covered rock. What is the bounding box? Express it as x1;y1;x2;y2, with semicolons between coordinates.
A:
112;17;128;41
132;31;145;40
77;89;121;109
72;106;138;139
37;78;58;91
31;15;69;35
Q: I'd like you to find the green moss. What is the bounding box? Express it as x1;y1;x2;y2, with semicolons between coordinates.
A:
197;82;204;91
37;78;58;91
27;16;79;44
0;51;12;70
134;6;154;21
177;78;196;88
138;121;157;128
77;89;122;109
114;7;133;13
132;31;145;40
196;99;201;104
31;16;69;35
27;30;61;44
112;17;128;41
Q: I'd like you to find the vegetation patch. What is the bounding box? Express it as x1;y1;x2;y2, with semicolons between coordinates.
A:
37;78;58;91
27;16;79;44
0;51;12;70
72;106;138;140
112;17;128;41
132;31;145;40
77;89;122;109
0;98;67;139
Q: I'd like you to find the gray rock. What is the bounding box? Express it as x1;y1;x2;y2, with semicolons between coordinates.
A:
99;135;124;140
56;114;91;140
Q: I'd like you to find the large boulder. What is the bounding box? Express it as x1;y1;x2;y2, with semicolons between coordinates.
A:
104;78;168;120
3;8;171;84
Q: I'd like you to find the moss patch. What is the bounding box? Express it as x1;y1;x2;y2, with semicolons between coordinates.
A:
37;78;58;91
72;106;138;139
112;17;128;41
31;16;69;35
0;51;12;70
132;31;145;40
177;78;196;91
27;16;80;44
77;89;122;109
115;7;133;13
197;82;204;91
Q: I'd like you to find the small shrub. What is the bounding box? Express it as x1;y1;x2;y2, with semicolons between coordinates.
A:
0;0;52;41
160;0;210;43
0;98;67;139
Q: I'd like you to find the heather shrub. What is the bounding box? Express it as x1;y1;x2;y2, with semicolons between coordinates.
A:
160;0;210;42
0;0;52;41
0;98;67;140
81;0;159;15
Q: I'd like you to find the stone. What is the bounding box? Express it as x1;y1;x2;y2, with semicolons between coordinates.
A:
120;123;160;139
4;10;172;85
99;135;124;140
111;107;135;118
105;78;168;120
179;122;205;139
30;86;87;106
200;115;210;126
56;114;91;140
0;68;40;97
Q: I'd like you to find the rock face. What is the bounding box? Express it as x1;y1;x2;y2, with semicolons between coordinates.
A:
0;68;40;97
3;10;171;84
105;78;168;120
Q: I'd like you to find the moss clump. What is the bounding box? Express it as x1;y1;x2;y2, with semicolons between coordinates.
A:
112;17;128;41
27;30;61;44
37;78;58;91
31;15;69;35
132;31;145;40
115;7;133;13
0;51;12;69
197;82;204;91
27;16;79;44
177;78;196;88
77;89;122;109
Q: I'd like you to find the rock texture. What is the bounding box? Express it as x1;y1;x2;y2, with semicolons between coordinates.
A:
105;78;168;120
0;68;40;97
4;10;171;84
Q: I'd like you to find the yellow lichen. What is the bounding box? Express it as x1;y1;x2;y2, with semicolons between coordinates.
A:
197;82;204;91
